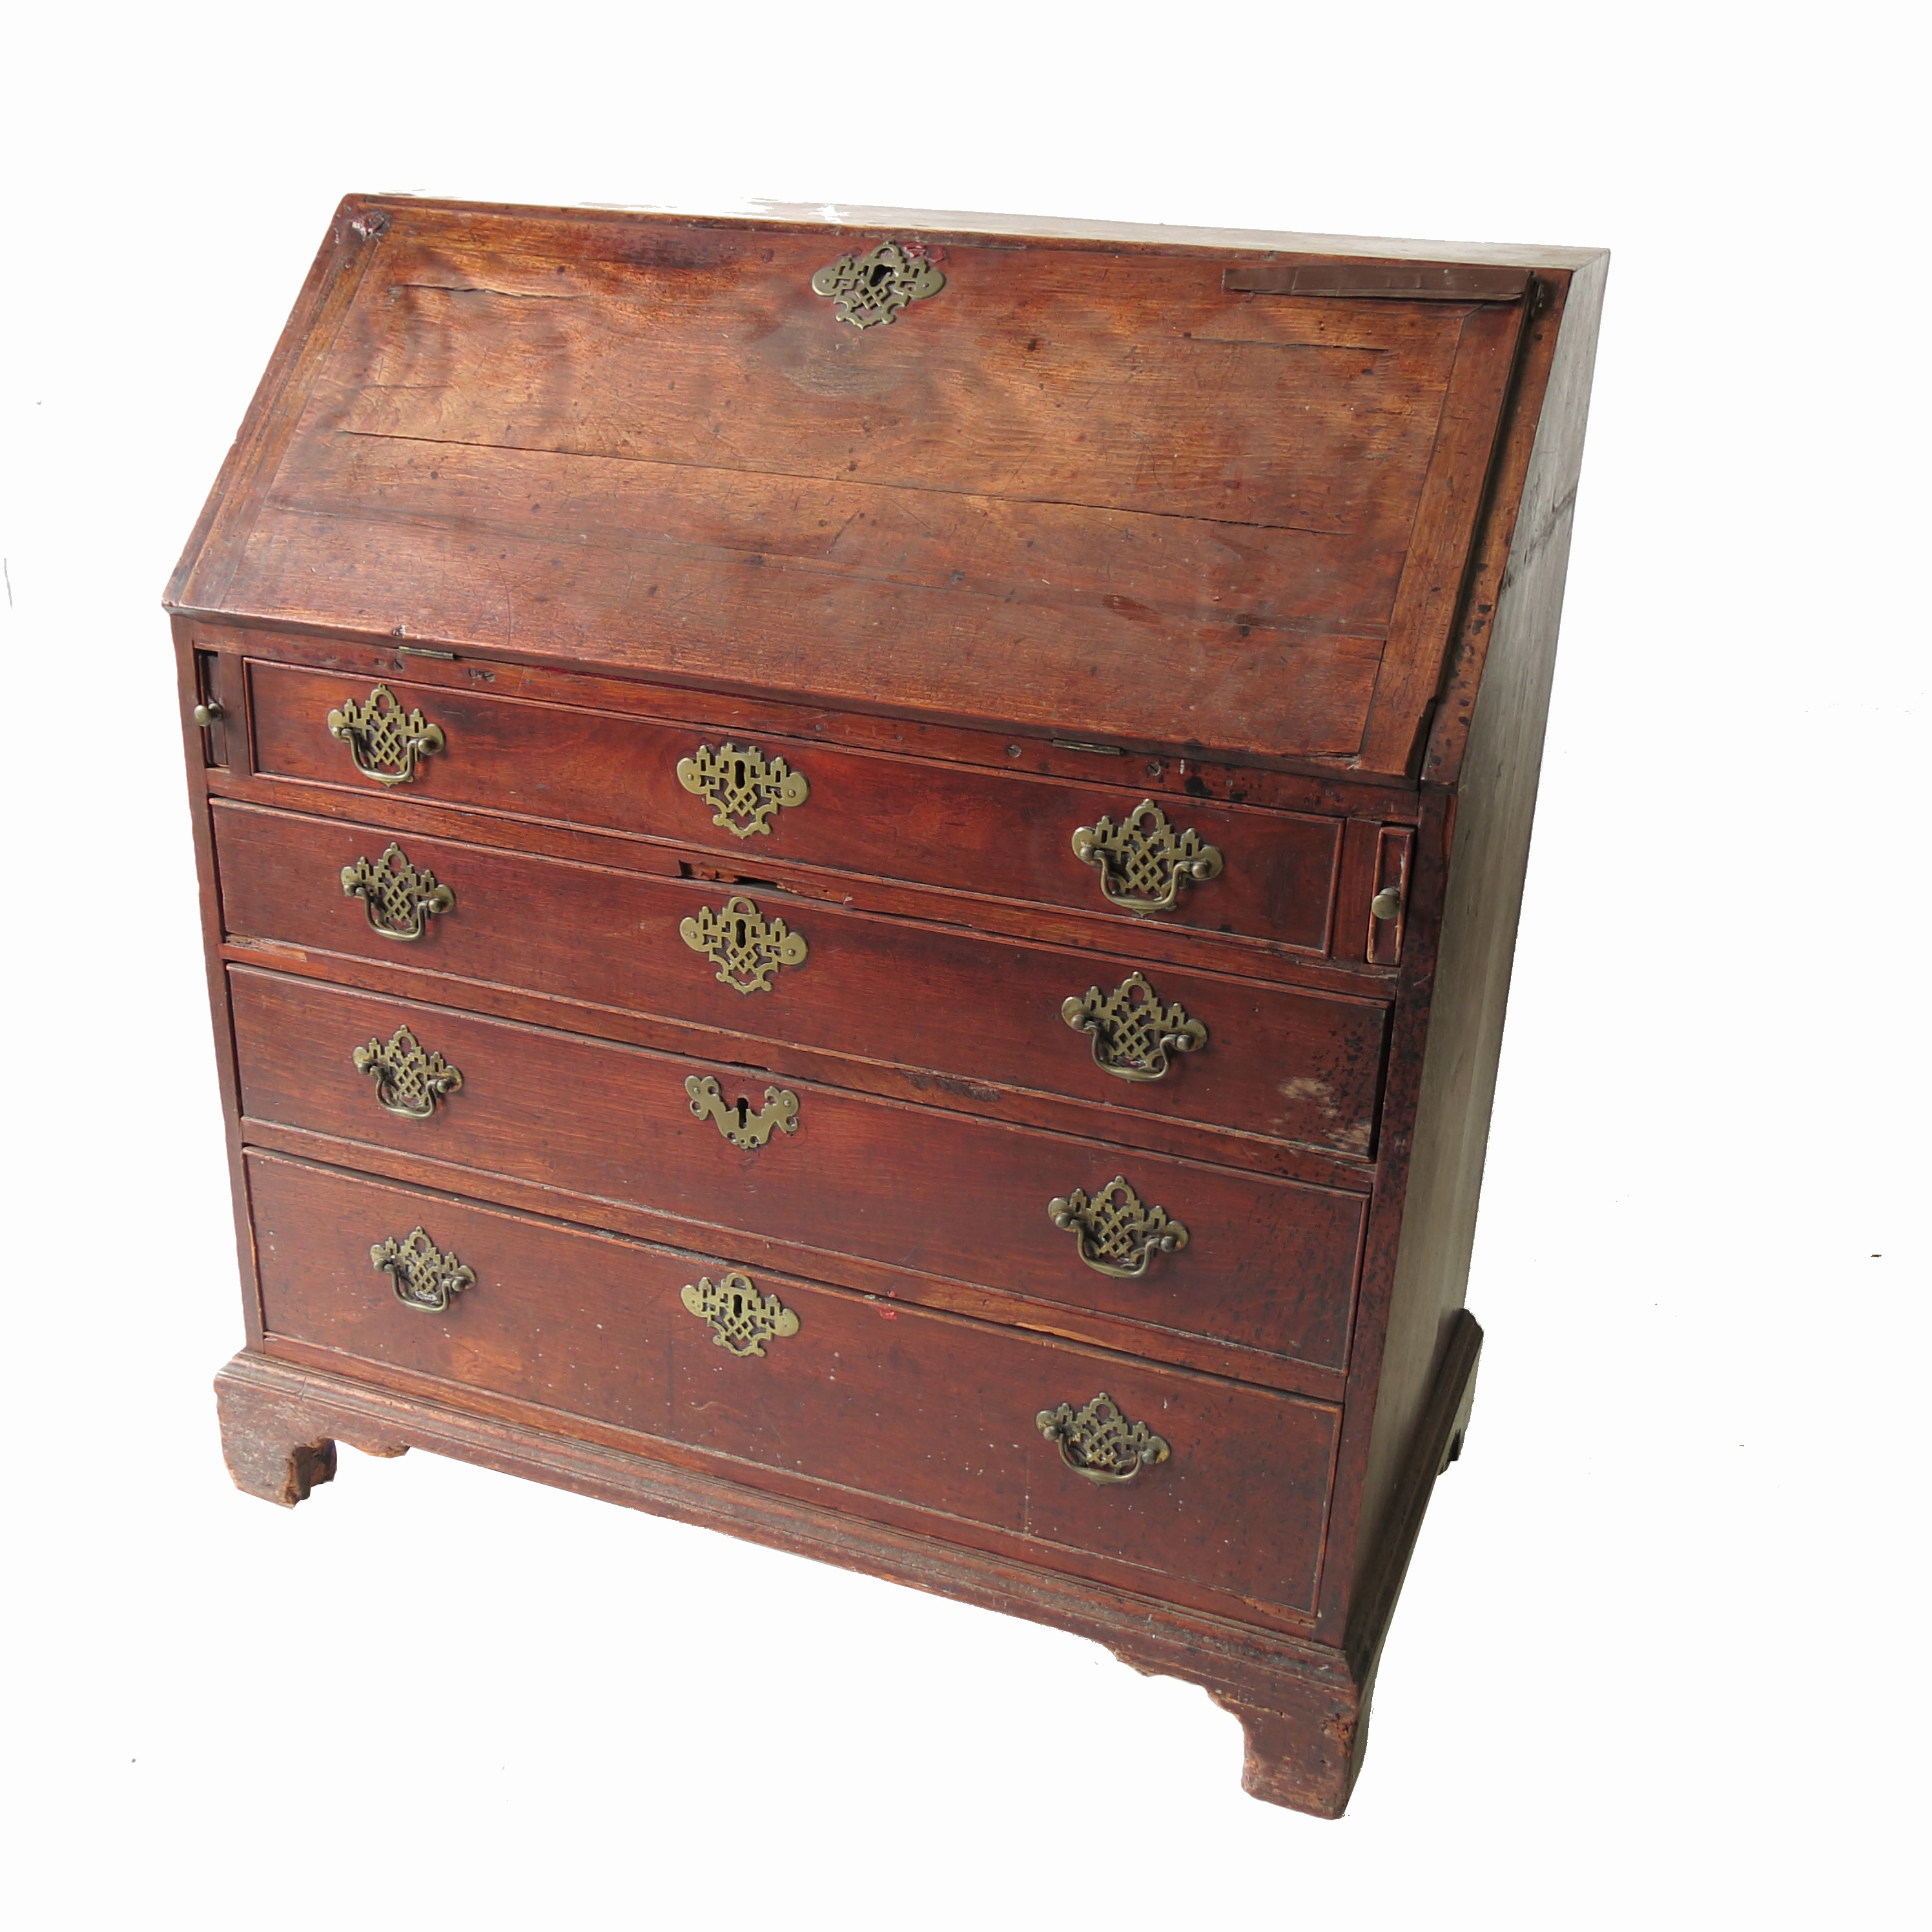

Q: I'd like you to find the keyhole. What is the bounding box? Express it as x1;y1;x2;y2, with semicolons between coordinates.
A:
732;758;746;788
734;918;747;947
735;1098;750;1131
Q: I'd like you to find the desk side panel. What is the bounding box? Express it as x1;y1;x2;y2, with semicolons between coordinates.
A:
1320;251;1608;1645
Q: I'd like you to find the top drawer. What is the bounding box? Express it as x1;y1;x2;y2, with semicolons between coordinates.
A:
246;662;1344;954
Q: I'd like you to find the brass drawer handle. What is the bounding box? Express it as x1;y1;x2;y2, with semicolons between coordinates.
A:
1062;971;1207;1081
679;894;808;994
1371;886;1403;921
681;1270;799;1357
341;842;455;941
675;741;809;838
326;683;446;786
1036;1393;1170;1483
371;1226;475;1312
1048;1177;1189;1279
353;1025;464;1119
685;1074;799;1149
1070;800;1223;914
810;241;945;329
192;701;225;727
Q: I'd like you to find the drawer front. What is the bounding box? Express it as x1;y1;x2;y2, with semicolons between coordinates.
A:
231;969;1366;1374
248;661;1344;952
213;802;1389;1160
247;1152;1339;1616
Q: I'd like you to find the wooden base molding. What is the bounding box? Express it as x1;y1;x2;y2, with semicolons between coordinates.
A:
214;1310;1481;1818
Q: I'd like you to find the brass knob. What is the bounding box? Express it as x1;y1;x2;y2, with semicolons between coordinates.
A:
192;701;225;727
1371;887;1403;921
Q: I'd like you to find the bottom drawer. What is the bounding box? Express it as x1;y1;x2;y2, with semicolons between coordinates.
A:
246;1152;1340;1618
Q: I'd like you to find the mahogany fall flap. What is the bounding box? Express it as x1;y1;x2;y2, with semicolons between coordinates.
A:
169;198;1605;1817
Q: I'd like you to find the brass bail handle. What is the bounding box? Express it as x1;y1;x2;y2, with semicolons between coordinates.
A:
1070;801;1224;915
1048;1177;1189;1279
1062;971;1207;1082
1036;1393;1171;1483
326;684;446;787
340;842;455;941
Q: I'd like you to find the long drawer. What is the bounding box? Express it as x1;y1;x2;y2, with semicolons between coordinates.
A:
212;801;1390;1160
230;968;1366;1377
246;1151;1341;1618
249;659;1346;953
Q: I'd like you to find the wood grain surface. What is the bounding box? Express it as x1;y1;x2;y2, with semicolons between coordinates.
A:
247;659;1347;952
246;1151;1341;1615
171;198;1608;1820
171;199;1538;774
211;801;1391;1158
229;967;1368;1373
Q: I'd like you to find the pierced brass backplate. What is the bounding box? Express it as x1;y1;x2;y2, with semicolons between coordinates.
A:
1048;1177;1190;1279
1071;801;1224;914
810;240;945;329
1061;971;1208;1081
685;1074;800;1149
326;684;446;786
675;742;810;838
679;894;809;994
681;1270;800;1357
353;1025;464;1119
371;1226;475;1312
1036;1393;1171;1484
341;842;455;941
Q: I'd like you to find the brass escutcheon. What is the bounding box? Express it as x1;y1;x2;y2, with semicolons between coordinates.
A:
1047;1177;1190;1279
679;894;808;994
325;684;446;786
340;842;455;941
1036;1393;1171;1484
1070;801;1224;915
675;741;809;838
685;1074;800;1150
810;241;945;329
681;1271;800;1357
353;1025;464;1120
370;1226;475;1313
1062;971;1207;1082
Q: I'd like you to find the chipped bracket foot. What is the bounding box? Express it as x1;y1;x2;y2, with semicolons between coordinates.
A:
1139;1310;1483;1818
214;1351;408;1508
204;1318;1481;1820
1211;1685;1367;1820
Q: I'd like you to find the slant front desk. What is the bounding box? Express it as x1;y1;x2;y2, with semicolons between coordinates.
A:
169;197;1604;1816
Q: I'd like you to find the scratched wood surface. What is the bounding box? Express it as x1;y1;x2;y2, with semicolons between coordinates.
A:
172;200;1607;1818
229;967;1368;1375
248;659;1348;953
211;801;1391;1159
247;1150;1341;1615
170;198;1532;774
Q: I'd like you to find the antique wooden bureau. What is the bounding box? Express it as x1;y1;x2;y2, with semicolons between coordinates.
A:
168;196;1604;1817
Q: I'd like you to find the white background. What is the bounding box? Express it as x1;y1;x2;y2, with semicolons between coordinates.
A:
2;5;1924;1926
